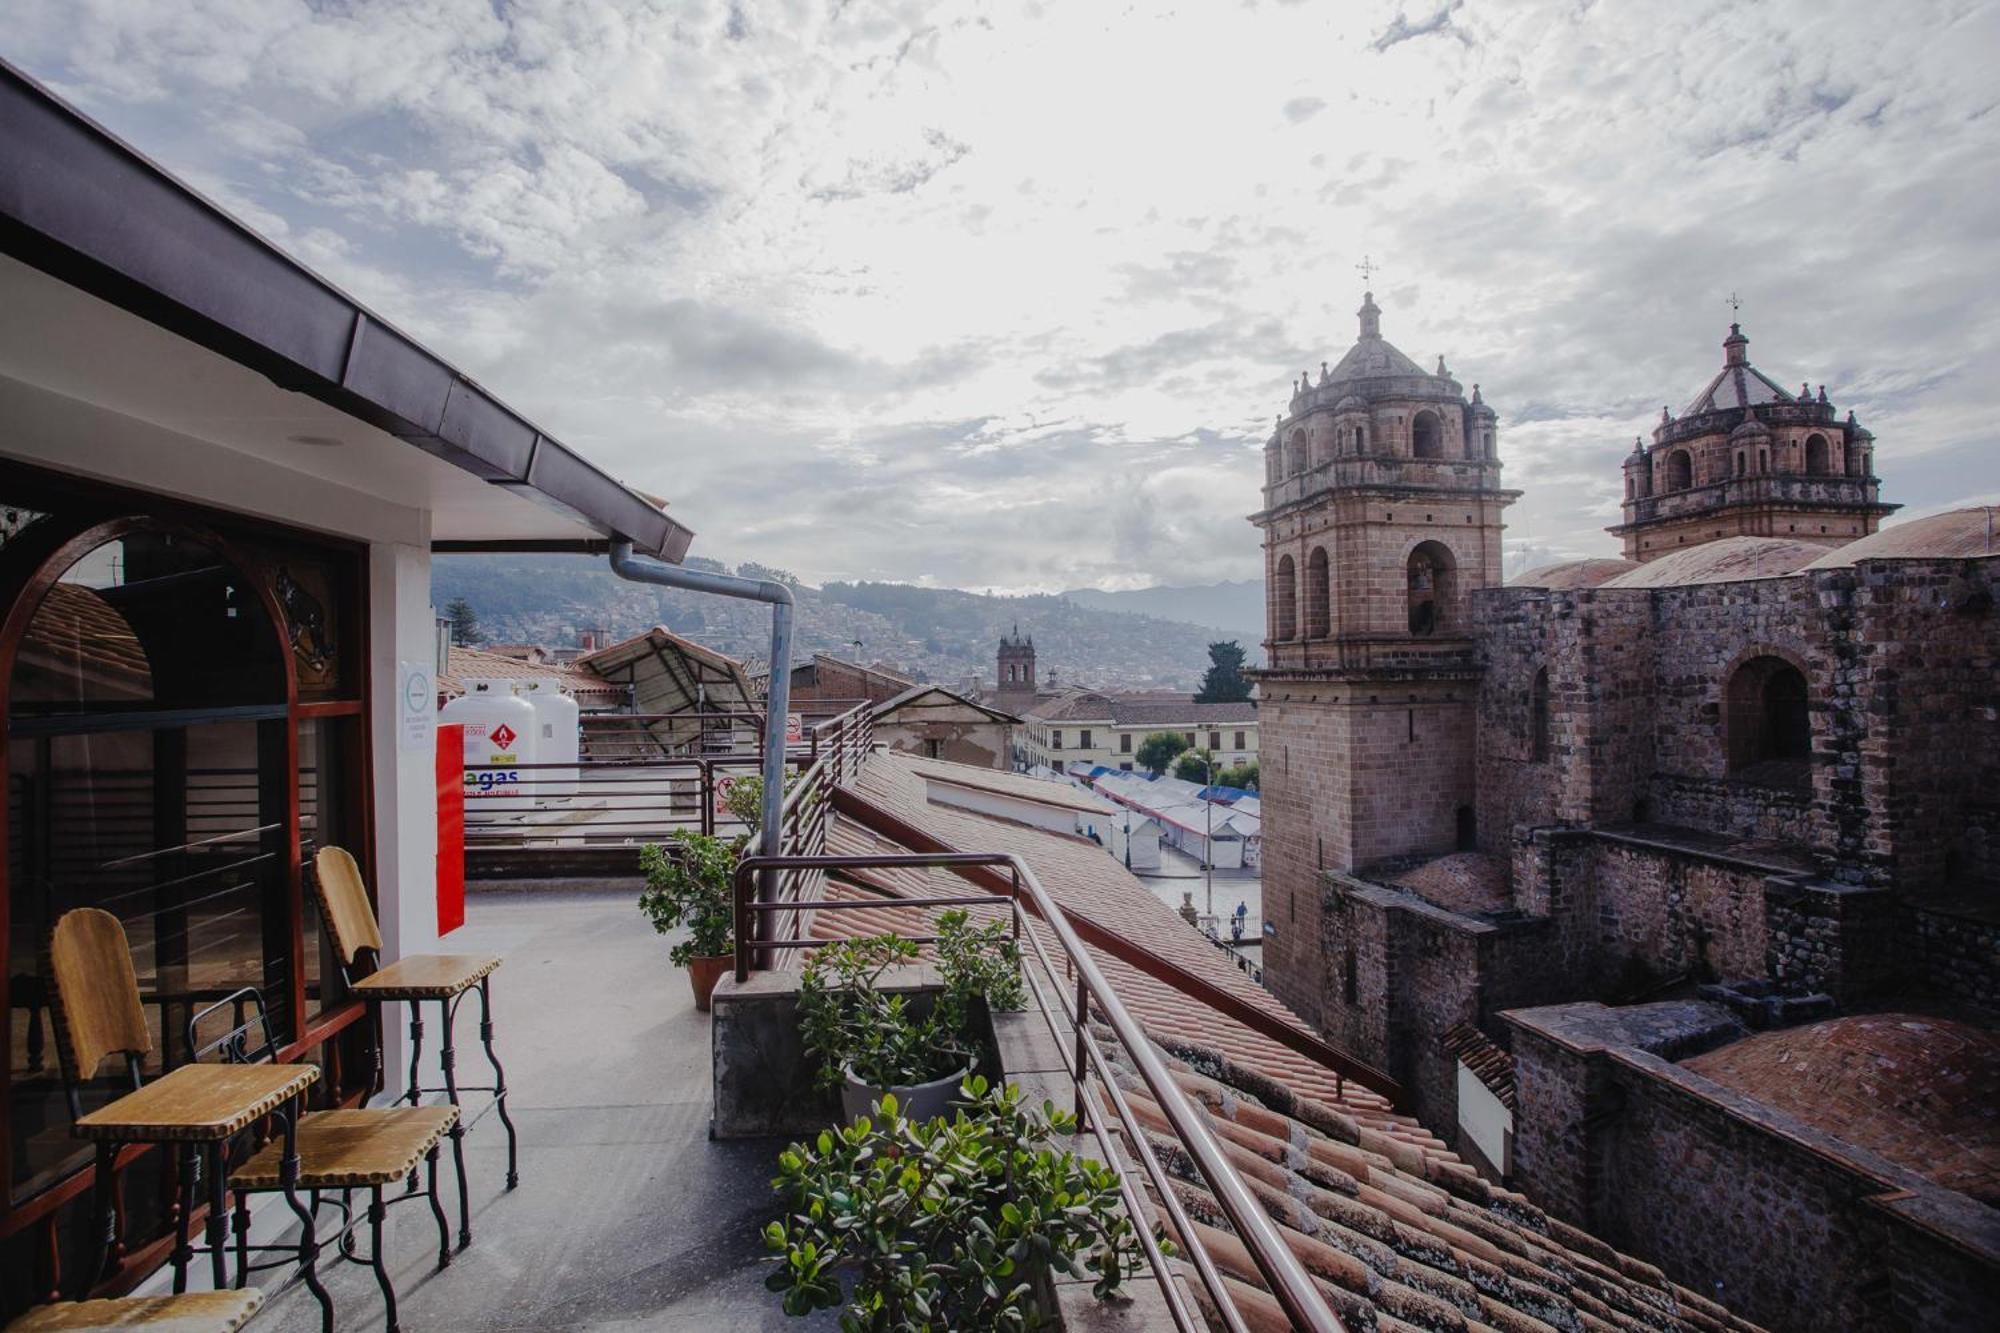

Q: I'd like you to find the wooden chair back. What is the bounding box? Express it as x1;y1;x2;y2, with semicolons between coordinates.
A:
312;846;383;967
47;908;151;1081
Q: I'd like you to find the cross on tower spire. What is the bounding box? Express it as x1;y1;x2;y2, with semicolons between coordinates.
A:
1356;254;1380;287
1725;290;1742;315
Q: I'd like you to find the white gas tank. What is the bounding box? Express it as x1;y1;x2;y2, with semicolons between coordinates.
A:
519;678;580;798
441;680;540;802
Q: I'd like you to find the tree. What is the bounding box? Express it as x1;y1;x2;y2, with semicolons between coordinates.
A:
1173;749;1216;784
445;596;485;646
1194;641;1252;703
1218;761;1259;792
1135;731;1190;777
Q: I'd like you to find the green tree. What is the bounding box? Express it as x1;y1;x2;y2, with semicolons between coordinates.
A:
1173;749;1216;784
444;595;485;646
1218;761;1259;792
1135;731;1190;777
1193;640;1251;703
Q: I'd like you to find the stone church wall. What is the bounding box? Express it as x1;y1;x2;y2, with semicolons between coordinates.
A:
1507;1002;2000;1332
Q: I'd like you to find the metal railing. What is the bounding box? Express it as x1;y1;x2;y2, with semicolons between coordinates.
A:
457;703;876;854
729;846;1348;1333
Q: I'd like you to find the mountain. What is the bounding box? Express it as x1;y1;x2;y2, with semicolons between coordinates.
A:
1060;580;1265;639
431;555;1260;691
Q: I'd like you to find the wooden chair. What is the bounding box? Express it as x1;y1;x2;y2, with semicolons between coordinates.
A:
311;847;518;1253
46;910;456;1333
5;1290;263;1332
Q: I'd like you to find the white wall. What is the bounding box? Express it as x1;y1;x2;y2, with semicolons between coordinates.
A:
1457;1061;1513;1177
370;538;443;1101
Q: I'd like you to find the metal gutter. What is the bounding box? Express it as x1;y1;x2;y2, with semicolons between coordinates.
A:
0;59;693;562
608;542;793;890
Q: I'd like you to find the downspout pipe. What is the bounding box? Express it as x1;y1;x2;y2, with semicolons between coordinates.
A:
608;541;795;902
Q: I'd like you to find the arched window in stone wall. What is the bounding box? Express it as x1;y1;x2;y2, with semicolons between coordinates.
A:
1412;410;1443;459
1804;433;1831;475
1274;554;1297;641
1529;666;1551;762
1287;430;1309;476
1726;655;1811;780
1665;449;1693;491
1355;423;1368;452
1305;546;1330;638
1406;541;1455;636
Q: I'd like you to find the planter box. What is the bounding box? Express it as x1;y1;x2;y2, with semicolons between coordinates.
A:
710;962;997;1138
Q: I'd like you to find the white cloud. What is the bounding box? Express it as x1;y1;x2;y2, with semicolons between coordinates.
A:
10;0;1999;590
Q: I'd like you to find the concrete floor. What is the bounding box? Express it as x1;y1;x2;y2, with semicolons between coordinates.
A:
263;887;831;1332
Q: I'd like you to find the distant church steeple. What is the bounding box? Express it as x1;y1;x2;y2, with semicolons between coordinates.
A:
997;625;1036;690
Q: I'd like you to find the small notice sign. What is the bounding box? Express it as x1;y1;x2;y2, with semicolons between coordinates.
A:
786;712;804;744
398;661;434;754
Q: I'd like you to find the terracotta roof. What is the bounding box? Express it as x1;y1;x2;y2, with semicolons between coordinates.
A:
1126;1039;1763;1333
1110;698;1258;726
439;645;624;702
1803;505;2000;568
814;750;1770;1333
902;756;1112;815
1683;1013;2000;1204
1599;536;1823;589
15;582;153;698
1386;853;1514;916
1442;1022;1517;1111
1508;558;1642;591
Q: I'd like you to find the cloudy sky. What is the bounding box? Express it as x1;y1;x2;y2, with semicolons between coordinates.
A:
12;0;1999;589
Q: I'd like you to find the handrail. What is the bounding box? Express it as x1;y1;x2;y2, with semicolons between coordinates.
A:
828;784;1402;1104
731;849;1346;1333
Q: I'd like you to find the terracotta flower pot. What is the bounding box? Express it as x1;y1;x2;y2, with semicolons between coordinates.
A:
686;954;733;1012
841;1060;975;1125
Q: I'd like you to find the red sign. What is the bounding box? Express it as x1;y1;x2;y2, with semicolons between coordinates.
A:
489;722;517;750
436;724;466;937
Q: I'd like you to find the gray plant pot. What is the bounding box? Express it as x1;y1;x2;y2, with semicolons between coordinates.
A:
841;1061;974;1125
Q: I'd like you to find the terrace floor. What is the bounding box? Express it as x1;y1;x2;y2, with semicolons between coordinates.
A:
262;887;830;1331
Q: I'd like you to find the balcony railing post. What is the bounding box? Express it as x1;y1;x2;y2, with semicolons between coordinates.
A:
1072;973;1090;1128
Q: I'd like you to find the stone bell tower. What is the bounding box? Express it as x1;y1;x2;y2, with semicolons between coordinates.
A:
996;625;1036;692
1248;289;1517;1030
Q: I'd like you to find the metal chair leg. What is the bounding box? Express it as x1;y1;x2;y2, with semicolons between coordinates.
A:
205;1142;229;1292
439;997;472;1250
476;976;519;1190
426;1144;451;1270
171;1145;195;1294
234;1192;250;1288
403;1005;425;1107
276;1099;334;1333
367;1186;399;1333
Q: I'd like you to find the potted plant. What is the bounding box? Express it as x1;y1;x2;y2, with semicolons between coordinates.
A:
638;830;738;1010
799;910;1024;1122
637;772;807;1011
765;1077;1150;1329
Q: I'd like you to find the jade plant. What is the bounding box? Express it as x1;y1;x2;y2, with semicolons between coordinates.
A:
797;910;1024;1092
764;1077;1150;1330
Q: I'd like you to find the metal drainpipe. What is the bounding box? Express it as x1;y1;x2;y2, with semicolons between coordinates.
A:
608;540;795;906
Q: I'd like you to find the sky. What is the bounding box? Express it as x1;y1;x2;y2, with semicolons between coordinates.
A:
11;0;2000;591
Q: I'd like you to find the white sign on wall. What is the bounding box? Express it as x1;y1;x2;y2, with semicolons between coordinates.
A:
398;661;434;754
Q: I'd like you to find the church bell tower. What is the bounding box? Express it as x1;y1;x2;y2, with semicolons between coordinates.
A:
1248;289;1517;1030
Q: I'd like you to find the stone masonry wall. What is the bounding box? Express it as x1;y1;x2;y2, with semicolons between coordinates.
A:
1505;1001;2000;1332
1912;903;2000;1010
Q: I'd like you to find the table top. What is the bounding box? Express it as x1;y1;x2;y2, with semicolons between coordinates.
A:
352;953;500;999
74;1063;319;1142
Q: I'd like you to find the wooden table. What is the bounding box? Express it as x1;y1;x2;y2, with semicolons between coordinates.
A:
75;1064;330;1331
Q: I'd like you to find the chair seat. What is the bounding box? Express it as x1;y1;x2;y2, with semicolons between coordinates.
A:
229;1106;458;1190
6;1291;263;1332
351;953;501;999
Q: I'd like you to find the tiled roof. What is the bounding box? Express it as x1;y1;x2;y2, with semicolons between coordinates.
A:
1442;1022;1517;1111
872;683;1021;725
16;582;153;696
1683;1013;2000;1204
1109;698;1259;726
817;750;1769;1332
1386;853;1514;916
902;756;1112;815
440;646;624;702
1126;1039;1763;1333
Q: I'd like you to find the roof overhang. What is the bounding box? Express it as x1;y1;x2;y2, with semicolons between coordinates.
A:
0;59;692;561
